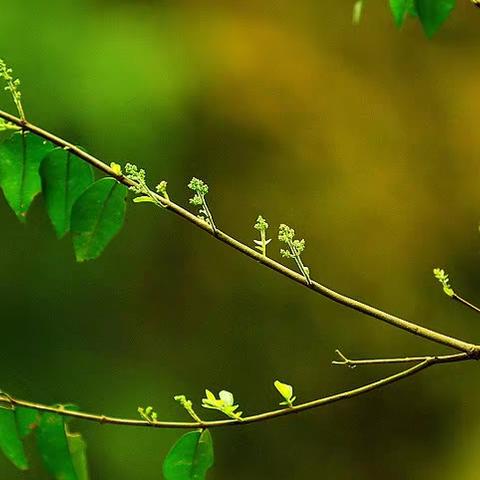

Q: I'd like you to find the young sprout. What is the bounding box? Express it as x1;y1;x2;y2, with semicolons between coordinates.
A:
278;224;311;284
188;177;217;233
156;181;170;201
0;118;19;132
174;395;202;423
201;389;243;421
137;406;158;424
254;215;271;256
0;59;25;120
124;163;167;207
274;380;296;407
433;268;455;298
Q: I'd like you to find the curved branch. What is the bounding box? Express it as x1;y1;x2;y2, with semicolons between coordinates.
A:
0;357;448;430
0;109;478;355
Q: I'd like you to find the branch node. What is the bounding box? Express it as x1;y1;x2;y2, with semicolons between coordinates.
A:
332;349;356;369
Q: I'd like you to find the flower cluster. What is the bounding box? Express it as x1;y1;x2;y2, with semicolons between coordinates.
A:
188;177;209;206
124;163;147;195
278;224;305;259
0;59;25;119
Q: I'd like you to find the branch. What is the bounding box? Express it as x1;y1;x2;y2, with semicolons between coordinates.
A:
453;293;480;315
0;358;448;430
0;109;478;356
332;349;469;367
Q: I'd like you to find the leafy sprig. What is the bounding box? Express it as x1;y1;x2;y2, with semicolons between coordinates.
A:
201;390;243;421
137;406;158;424
174;395;203;423
274;380;296;407
433;268;455;298
124;163;168;207
253;215;271;256
0;117;19;132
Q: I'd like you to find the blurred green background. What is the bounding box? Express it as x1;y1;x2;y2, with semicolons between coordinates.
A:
1;1;480;479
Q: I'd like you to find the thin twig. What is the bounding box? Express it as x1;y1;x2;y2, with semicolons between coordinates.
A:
453;293;480;315
0;109;478;356
332;349;469;367
0;358;444;430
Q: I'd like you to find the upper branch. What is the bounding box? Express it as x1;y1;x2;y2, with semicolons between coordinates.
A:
0;108;478;355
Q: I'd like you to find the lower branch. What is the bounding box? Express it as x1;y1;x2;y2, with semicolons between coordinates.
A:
0;357;453;430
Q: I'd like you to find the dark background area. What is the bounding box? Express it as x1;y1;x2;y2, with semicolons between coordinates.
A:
1;1;480;478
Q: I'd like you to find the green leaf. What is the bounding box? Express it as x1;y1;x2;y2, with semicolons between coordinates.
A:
67;433;89;480
0;132;52;221
16;407;40;438
37;412;88;480
40;149;94;238
274;381;293;402
132;195;156;204
0;407;28;470
389;0;410;27
163;430;214;480
71;178;127;262
414;0;455;37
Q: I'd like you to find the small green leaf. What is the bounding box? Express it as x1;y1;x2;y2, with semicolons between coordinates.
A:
71;178;127;261
205;390;215;402
0;132;52;221
0;406;28;470
274;380;295;407
163;430;214;480
132;195;156;204
16;407;40;438
40;149;94;238
415;0;455;37
37;412;88;480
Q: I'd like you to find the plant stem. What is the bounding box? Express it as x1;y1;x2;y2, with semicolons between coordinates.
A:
201;195;217;234
0;108;478;355
0;357;448;430
453;293;480;315
332;350;469;367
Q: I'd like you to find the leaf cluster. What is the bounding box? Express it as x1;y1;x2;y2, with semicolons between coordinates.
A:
0;131;127;261
0;404;88;480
